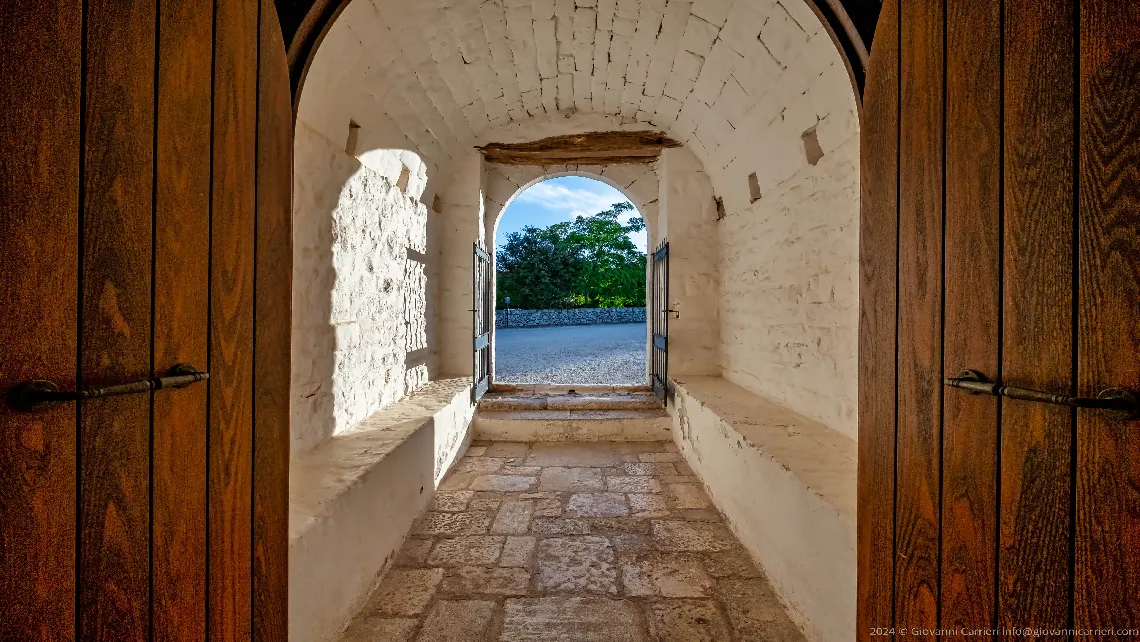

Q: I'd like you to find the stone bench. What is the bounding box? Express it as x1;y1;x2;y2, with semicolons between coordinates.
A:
289;378;474;642
670;376;856;642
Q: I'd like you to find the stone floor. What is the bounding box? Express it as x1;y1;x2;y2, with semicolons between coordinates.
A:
337;441;807;642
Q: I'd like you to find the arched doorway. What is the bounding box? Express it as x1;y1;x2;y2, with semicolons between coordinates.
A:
489;174;653;386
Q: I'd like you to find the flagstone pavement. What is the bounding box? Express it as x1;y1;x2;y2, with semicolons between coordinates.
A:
336;441;808;642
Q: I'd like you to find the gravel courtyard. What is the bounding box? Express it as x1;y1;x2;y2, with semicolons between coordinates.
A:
494;323;646;385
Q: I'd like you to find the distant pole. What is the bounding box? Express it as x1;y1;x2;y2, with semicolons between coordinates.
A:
505;296;511;328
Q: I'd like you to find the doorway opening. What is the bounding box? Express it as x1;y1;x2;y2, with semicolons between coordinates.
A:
491;175;651;386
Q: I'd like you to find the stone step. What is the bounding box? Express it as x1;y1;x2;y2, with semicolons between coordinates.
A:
479;387;663;412
474;408;672;442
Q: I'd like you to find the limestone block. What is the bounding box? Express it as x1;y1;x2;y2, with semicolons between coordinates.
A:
557;72;575;110
680;16;718;57
534;0;556;19
690;0;732;26
540;77;559;112
535;19;559;77
757;1;810;68
691;39;739;103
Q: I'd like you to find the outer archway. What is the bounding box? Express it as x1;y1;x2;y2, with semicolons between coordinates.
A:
486;168;659;385
287;0;863;639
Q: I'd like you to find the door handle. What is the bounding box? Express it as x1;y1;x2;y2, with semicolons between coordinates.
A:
8;363;208;412
944;369;1139;420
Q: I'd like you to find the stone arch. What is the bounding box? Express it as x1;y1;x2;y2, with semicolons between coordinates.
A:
484;165;659;246
483;165;659;385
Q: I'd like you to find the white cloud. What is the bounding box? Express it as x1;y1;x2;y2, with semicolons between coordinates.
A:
515;180;632;219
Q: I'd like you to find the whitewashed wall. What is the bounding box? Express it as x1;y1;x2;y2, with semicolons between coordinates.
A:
291;121;439;459
714;69;860;440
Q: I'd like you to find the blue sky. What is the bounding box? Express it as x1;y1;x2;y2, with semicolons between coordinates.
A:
495;176;647;252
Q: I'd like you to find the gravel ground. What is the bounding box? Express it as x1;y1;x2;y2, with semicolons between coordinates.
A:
494;322;647;385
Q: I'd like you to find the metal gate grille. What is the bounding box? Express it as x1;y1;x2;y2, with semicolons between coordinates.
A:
473;242;492;403
650;239;670;402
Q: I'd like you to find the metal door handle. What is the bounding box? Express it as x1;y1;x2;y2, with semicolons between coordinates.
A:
8;363;208;412
944;370;1139;420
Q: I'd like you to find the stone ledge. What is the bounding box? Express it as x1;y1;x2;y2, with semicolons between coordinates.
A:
670;376;855;642
672;376;855;523
290;378;475;642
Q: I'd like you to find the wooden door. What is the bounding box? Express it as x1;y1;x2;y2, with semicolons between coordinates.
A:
0;1;291;640
859;0;1140;639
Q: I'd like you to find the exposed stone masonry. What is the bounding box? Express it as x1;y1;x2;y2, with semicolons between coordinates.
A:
337;441;807;641
494;307;645;328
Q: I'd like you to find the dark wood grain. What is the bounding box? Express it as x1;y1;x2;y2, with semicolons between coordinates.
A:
939;0;1001;635
152;0;213;638
1076;0;1140;634
856;0;899;637
252;2;293;638
894;0;943;636
0;2;82;640
999;0;1075;634
210;0;259;638
79;1;156;640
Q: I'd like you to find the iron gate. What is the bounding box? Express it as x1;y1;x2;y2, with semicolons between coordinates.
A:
473;242;493;403
650;239;670;402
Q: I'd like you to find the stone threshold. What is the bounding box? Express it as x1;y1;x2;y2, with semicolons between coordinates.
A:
480;385;663;413
491;383;652;394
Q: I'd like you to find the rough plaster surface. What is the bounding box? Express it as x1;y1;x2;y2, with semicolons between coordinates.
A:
289;378;474;642
292;120;440;458
718;128;859;439
669;376;855;642
656;147;721;376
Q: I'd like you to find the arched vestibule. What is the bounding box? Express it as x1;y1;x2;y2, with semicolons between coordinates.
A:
288;0;861;640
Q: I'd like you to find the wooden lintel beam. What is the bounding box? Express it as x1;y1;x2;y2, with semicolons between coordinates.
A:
476;130;681;165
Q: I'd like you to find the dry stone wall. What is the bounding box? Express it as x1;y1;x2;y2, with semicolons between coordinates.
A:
292;121;439;459
495;307;646;328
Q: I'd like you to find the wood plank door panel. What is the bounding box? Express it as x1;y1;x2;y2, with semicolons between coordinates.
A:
0;1;292;639
209;0;260;637
940;0;1002;631
152;0;214;637
0;2;82;639
860;0;1140;637
1000;0;1075;632
894;0;944;636
1077;1;1140;631
855;0;899;634
252;2;294;638
79;1;156;638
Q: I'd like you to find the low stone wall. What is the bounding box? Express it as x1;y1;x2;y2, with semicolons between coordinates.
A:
670;376;856;642
495;307;645;328
289;378;474;642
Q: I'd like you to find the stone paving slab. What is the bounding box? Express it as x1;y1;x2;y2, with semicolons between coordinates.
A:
336;440;807;642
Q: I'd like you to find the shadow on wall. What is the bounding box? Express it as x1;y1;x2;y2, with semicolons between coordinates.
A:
291;120;439;460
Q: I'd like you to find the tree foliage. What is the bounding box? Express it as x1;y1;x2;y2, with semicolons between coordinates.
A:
496;201;647;309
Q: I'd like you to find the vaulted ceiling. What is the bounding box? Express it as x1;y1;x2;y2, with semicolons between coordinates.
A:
276;0;880;98
295;0;861;189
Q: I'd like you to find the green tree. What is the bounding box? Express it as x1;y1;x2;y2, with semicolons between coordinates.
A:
496;201;647;309
495;221;584;309
567;202;646;308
